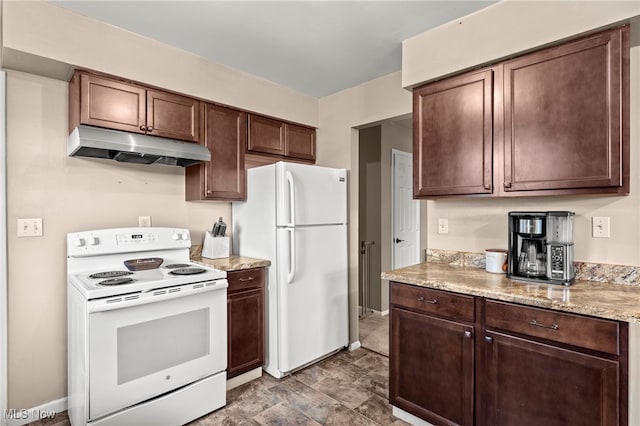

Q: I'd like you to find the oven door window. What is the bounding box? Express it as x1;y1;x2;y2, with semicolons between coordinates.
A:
88;289;226;420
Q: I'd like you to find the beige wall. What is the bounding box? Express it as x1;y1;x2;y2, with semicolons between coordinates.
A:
5;0;640;411
402;0;640;88
317;71;413;344
2;1;318;126
1;1;320;411
6;71;233;408
317;1;640;347
403;1;640;266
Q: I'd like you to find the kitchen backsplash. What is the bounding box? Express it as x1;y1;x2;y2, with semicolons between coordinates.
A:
426;249;640;286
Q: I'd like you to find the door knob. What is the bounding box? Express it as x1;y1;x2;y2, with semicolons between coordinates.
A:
394;238;405;244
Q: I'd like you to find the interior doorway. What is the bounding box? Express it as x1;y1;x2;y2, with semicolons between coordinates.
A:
357;116;415;357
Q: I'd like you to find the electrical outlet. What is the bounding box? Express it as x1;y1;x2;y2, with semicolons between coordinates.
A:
17;218;43;237
592;216;610;238
438;218;449;234
138;216;152;227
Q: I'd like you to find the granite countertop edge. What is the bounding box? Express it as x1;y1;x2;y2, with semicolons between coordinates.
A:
382;263;640;323
191;256;271;272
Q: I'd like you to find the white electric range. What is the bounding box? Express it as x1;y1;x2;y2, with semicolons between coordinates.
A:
67;227;228;426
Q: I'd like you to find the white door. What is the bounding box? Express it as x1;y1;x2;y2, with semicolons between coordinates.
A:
276;162;347;226
392;150;420;268
276;225;348;373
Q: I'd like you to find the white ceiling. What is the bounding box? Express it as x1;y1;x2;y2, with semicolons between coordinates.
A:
51;0;495;98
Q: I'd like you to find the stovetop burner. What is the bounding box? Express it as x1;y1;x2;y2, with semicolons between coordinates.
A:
98;277;136;286
90;271;134;279
169;267;207;276
164;264;193;269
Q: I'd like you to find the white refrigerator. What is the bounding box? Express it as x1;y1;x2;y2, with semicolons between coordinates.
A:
232;162;348;378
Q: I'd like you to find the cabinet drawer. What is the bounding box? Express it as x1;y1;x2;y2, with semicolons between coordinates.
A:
227;268;264;294
390;282;474;322
485;300;619;355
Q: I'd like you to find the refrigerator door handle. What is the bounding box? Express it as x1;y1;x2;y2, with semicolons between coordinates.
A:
287;228;296;283
286;170;296;226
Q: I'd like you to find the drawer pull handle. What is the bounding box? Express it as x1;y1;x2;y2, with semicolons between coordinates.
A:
239;277;254;282
417;296;437;304
530;320;559;330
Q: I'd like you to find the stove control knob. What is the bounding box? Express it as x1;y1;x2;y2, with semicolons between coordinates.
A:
74;237;86;247
181;232;189;241
172;233;181;241
89;236;99;246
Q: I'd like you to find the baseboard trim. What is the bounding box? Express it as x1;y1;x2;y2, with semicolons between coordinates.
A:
348;341;361;351
392;406;434;426
5;397;67;426
226;367;262;391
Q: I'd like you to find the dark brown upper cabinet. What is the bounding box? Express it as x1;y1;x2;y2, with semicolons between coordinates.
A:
186;103;246;201
503;26;628;194
412;25;629;199
413;68;494;197
286;124;316;161
247;114;316;162
69;71;200;143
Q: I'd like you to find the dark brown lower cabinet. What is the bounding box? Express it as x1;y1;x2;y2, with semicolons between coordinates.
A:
482;332;620;426
227;268;265;379
390;307;474;426
389;281;628;426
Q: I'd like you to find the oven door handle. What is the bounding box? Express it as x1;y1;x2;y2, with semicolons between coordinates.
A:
88;279;228;313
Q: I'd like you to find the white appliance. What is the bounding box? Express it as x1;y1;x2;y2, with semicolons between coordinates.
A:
232;162;348;378
67;227;228;426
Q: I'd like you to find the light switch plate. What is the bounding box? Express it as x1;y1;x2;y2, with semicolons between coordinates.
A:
438;218;449;234
17;218;43;237
592;216;610;238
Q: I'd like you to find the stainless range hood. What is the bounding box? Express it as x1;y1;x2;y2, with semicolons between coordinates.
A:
68;125;210;167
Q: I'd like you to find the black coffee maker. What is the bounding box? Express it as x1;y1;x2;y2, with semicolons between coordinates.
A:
507;211;575;285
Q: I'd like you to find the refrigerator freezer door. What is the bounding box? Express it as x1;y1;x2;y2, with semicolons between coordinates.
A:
276;162;347;226
275;225;348;374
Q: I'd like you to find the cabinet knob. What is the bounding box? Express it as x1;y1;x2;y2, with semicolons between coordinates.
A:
147;126;153;132
484;183;491;190
464;331;472;339
484;336;493;343
504;182;512;189
139;125;146;131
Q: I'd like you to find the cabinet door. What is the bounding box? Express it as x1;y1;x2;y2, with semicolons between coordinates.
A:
247;115;286;156
483;331;620;426
286;124;316;161
146;89;200;142
80;73;146;134
191;103;246;200
227;287;264;379
413;68;493;197
390;307;474;426
503;27;627;192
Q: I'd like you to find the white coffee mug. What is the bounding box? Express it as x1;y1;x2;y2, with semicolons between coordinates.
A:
485;249;508;274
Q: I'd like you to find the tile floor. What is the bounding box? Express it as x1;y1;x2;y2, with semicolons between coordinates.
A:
358;314;389;357
27;348;407;426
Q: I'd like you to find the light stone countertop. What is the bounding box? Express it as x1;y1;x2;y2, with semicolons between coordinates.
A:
192;256;271;272
382;262;640;323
